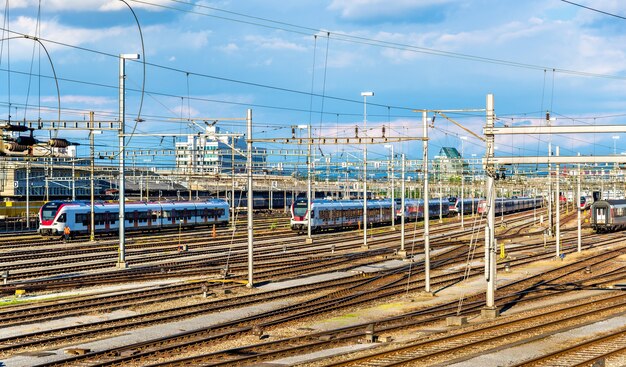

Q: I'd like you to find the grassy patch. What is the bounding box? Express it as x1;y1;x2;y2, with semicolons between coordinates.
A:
0;298;28;307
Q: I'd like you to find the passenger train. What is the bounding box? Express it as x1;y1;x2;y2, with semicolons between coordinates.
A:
450;198;482;216
290;199;394;233
580;195;593;210
290;198;452;233
591;199;626;233
400;198;450;221
38;200;229;238
477;197;543;216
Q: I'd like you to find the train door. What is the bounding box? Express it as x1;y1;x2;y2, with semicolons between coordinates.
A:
171;209;176;224
133;210;139;228
86;213;91;234
104;212;110;230
183;209;188;225
595;206;607;225
203;208;208;223
147;210;152;227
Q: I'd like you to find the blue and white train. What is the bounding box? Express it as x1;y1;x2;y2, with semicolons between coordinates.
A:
39;200;229;238
477;197;543;216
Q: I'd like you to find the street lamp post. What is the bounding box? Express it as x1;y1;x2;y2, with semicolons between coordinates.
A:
471;153;476;216
25;159;30;229
385;144;395;230
612;135;619;199
361;91;373;248
399;153;406;258
117;53;139;269
422;111;431;293
306;123;313;244
460;136;467;228
89;111;102;242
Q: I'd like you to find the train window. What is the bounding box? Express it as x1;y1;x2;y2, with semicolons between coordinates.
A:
76;213;89;226
293;202;308;216
41;205;59;221
57;213;66;223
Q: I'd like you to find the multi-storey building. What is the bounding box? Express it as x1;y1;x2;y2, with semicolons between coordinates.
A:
433;147;469;182
174;126;266;174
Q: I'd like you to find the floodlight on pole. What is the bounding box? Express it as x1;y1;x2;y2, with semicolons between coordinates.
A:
117;52;140;269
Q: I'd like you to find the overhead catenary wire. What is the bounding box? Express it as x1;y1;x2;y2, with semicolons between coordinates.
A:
561;0;626;20
0;2;622;171
0;25;621;131
128;0;626;82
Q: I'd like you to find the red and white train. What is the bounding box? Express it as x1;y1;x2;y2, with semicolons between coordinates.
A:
38;200;229;238
290;199;394;233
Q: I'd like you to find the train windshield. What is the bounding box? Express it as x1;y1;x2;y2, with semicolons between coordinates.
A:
41;202;60;221
580;196;586;204
293;201;308;216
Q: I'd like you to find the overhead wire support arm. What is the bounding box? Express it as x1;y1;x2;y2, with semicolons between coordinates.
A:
251;136;427;145
0;120;119;131
436;112;486;142
485;124;626;135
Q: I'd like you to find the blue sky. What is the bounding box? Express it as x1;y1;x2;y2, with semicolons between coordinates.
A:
1;0;626;171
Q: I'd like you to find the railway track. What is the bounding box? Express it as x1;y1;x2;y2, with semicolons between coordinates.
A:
0;206;587;295
5;229;621;366
323;292;626;366
0;215;288;248
509;324;626;366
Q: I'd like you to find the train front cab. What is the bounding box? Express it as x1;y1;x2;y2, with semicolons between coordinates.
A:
290;200;309;232
38;201;65;236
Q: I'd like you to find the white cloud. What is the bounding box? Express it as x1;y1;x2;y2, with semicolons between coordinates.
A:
6;16;212;61
5;16;127;60
328;0;455;20
244;35;307;51
44;95;115;105
7;0;170;12
219;43;239;54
